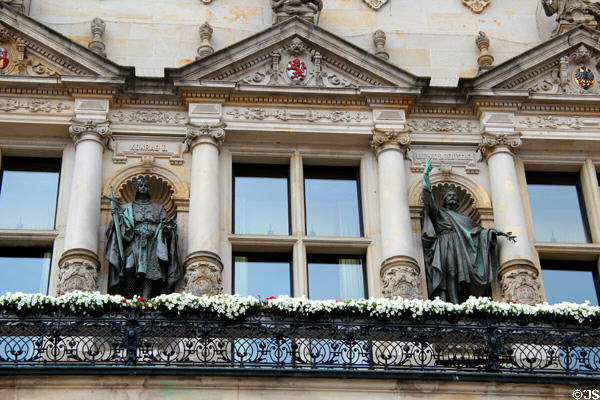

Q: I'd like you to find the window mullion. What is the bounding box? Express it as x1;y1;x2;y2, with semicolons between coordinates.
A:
580;159;600;243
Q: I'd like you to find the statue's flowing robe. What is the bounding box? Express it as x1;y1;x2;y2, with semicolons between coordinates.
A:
106;200;182;296
421;174;497;303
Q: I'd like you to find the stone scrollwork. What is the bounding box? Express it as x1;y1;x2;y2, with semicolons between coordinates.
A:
69;119;112;147
226;107;369;123
406;118;478;134
462;0;491;13
57;249;100;294
499;267;544;305
380;257;423;299
183;259;223;296
0;98;70;113
370;128;411;150
480;131;522;157
185;123;226;148
111;110;187;125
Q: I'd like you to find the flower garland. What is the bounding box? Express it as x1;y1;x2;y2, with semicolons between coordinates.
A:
0;291;599;324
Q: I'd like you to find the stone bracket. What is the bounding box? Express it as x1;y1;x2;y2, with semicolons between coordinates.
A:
57;248;100;294
380;255;423;299
183;251;224;296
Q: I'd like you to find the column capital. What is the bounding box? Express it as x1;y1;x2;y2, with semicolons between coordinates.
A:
370;128;411;153
185;122;226;150
479;111;521;158
69;119;112;147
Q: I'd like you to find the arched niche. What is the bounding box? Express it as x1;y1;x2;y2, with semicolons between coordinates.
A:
102;164;190;219
408;172;493;226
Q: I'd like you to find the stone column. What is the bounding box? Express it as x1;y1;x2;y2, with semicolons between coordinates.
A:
58;99;111;293
183;103;225;296
480;112;543;305
370;109;422;299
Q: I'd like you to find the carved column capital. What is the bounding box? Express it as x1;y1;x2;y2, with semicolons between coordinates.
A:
479;112;520;158
183;251;223;296
185;123;226;150
370;128;411;153
498;261;543;305
69;119;112;147
57;249;100;293
380;256;423;299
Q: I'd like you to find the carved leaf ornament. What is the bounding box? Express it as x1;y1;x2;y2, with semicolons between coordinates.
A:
362;0;389;10
462;0;490;13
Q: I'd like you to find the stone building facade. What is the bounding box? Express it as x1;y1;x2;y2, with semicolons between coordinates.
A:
0;0;598;398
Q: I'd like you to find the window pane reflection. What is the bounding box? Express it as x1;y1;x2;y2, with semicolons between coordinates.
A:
308;256;365;300
0;250;51;294
234;165;289;235
541;266;598;305
527;174;589;243
305;168;362;237
234;254;291;298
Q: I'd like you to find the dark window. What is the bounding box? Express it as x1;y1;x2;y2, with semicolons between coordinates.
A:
526;173;590;243
0;157;60;230
0;248;52;294
541;260;599;305
304;167;362;237
233;253;292;298
307;254;366;300
233;164;290;235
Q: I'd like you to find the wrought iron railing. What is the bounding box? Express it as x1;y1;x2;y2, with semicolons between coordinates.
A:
0;310;599;377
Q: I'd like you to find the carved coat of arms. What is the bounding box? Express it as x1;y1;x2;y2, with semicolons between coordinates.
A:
0;48;9;70
287;58;307;82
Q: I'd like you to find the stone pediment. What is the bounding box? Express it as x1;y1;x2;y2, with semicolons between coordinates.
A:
169;17;422;90
473;26;600;95
0;4;129;78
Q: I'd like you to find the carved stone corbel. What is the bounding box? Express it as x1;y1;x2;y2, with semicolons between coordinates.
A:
57;249;100;293
183;251;223;296
381;256;423;299
498;262;544;305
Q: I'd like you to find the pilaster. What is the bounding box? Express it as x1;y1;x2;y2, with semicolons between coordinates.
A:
371;108;422;299
480;111;543;305
183;102;226;296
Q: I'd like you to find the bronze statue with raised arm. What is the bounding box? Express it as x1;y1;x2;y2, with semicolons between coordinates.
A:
421;159;515;304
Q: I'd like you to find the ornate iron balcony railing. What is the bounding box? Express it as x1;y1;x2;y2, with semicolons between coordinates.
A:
0;310;599;378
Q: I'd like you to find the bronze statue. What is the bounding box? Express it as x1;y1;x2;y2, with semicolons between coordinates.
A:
105;177;182;298
421;160;515;304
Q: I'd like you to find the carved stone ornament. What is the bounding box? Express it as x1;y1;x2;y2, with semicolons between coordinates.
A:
0;0;28;13
111;110;187;125
480;131;522;157
88;18;106;57
272;0;323;24
499;268;543;305
57;259;99;293
183;260;223;296
462;0;491;13
409;148;480;174
519;115;584;130
381;260;423;299
475;31;494;70
230;36;384;88
196;22;214;60
185;123;226;149
0;28;65;76
373;30;389;61
225;107;369;123
406;118;478;134
542;0;600;35
69;119;112;147
370;129;411;150
362;0;389;10
0;98;70;113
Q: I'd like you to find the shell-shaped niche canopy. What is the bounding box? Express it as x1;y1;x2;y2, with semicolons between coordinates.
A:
118;174;177;219
431;182;479;223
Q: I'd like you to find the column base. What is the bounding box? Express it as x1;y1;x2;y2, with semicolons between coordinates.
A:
380;256;423;299
183;251;223;296
57;249;100;294
498;259;543;305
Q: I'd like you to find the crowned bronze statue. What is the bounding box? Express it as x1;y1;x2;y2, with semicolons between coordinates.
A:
421;159;515;304
105;177;182;298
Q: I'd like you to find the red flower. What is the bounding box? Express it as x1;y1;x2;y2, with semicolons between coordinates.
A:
139;297;145;301
122;299;127;303
266;296;276;301
60;292;65;296
336;300;342;303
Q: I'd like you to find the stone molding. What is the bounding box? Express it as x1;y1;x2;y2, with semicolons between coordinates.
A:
498;261;544;305
88;18;106;57
380;256;423;299
185;123;226;149
370;128;411;152
69;119;112;147
183;251;223;296
57;248;100;294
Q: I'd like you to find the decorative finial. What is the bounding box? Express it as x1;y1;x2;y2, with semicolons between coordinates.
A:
373;29;389;61
196;22;214;60
475;31;494;70
89;18;106;57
